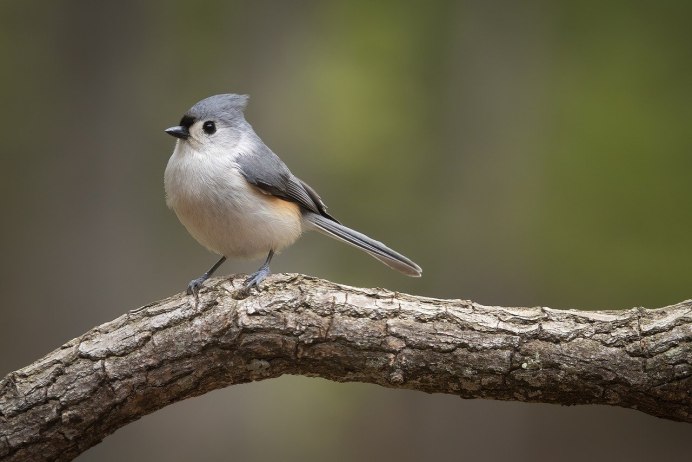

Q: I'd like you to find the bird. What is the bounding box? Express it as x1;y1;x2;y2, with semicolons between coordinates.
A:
164;94;421;296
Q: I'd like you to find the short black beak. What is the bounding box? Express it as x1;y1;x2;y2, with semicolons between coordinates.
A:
165;125;190;140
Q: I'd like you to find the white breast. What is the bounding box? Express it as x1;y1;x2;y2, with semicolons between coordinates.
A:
164;140;303;260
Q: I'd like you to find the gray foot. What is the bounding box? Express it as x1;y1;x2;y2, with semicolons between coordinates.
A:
243;266;271;290
187;276;208;297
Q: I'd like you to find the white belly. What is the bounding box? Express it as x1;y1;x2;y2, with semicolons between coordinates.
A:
164;148;303;260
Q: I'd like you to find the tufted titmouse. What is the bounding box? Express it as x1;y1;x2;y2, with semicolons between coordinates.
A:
164;94;422;296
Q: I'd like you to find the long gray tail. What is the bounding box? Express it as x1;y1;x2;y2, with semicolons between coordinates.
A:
303;212;422;277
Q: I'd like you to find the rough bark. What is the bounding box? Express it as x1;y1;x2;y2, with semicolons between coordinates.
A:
1;274;690;461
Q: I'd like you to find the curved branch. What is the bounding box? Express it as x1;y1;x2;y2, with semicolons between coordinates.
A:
1;274;690;461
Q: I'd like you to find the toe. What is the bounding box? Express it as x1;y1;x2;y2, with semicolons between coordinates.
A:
186;279;203;296
243;269;269;290
243;275;259;289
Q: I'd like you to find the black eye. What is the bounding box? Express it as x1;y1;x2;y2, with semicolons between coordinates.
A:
202;121;216;134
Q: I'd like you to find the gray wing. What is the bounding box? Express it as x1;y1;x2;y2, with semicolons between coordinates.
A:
236;143;339;222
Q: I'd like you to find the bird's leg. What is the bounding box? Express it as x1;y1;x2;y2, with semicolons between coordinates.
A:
244;250;274;290
187;256;226;296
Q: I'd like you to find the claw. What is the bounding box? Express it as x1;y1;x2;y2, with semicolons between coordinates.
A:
185;256;226;298
241;249;274;292
243;266;271;290
187;277;206;297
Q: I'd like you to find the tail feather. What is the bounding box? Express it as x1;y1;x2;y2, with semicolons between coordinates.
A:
304;212;422;277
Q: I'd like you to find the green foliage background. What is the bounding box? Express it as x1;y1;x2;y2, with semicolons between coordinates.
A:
1;1;690;461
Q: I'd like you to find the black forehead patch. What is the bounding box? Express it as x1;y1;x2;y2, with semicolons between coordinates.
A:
179;115;195;128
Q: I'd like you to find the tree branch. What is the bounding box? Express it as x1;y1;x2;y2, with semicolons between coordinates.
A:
1;274;690;461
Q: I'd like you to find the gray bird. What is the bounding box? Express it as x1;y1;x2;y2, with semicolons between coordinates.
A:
164;94;422;296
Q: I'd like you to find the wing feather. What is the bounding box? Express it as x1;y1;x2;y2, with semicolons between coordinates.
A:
236;142;337;222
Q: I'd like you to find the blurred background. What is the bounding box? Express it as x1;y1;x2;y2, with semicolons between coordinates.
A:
1;0;691;460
